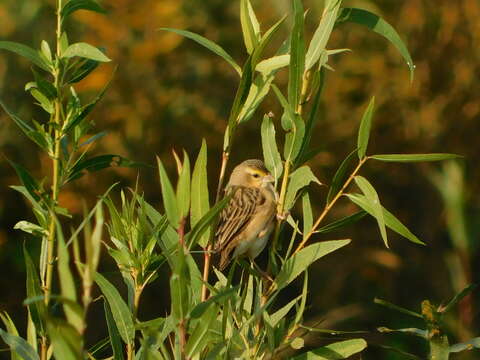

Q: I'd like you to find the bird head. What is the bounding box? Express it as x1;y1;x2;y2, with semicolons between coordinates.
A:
228;159;274;189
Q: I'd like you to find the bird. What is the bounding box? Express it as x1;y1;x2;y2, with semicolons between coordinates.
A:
214;159;278;271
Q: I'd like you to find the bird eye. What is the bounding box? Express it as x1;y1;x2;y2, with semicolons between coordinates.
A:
252;173;260;178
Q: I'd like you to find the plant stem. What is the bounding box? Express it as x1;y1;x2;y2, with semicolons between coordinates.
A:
201;151;229;301
294;157;367;254
44;0;63;309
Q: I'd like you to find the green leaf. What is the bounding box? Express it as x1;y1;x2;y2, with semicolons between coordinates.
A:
273;85;305;162
94;272;135;344
346;193;425;245
256;54;290;74
261;113;283;180
187;195;231;248
275;240;350;290
0;99;50;151
337;8;415;81
9;161;41;202
354;176;387;247
0;41;50;71
157;157;180;228
14;221;47;236
370;153;462;162
327;150;357;204
237;73;275;124
288;0;305;110
374;298;423;318
62;42;111;62
0;329;39;360
302;192;313;240
176;151;191;220
29;88;53;114
190;140;210;247
267;296;300;328
377;327;427;338
57;222;84;334
23;246;45;336
357;97;375;159
159;28;241;75
438;284;477;314
61;0;106;20
47;319;82;360
285;166;321;210
185;306;218;358
292;338;367;359
240;0;260;54
67;154;141;182
190;286;238;319
170;250;189;321
450;337;480;353
305;0;342;71
67;59;99;84
104;300;125;360
317;211;367;234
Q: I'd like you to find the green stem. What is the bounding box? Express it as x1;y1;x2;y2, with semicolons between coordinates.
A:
294;157;367;254
44;0;63;308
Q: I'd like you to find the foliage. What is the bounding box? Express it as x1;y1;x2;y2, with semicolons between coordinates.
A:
0;0;473;360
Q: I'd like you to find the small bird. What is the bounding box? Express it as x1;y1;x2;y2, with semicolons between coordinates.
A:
215;159;278;270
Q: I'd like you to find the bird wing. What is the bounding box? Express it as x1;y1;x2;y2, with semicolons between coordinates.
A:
214;186;264;251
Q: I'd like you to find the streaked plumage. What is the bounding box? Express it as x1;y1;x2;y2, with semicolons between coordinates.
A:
215;159;277;270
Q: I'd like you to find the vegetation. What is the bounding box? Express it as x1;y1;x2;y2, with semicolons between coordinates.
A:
0;0;477;359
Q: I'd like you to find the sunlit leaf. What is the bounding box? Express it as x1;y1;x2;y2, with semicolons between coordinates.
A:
302;192;313;240
191;139;210;247
354;176;387;247
370;153;462;162
256;54;290;74
305;0;341;70
346;193;425;245
285;166;321;210
337;8;415;80
0;41;50;71
292;338;367;359
190;286;237;319
94;272;135;344
357;97;375;159
275;240;350;290
176;151;191;220
261;113;283;180
185;306;217;358
240;0;260;54
62;42;111;62
288;0;305;110
159;28;241;75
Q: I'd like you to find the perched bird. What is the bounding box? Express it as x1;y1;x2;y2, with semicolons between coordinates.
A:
215;159;278;270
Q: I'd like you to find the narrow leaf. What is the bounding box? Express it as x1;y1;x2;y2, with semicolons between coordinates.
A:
0;41;50;71
94;272;135;344
374;297;423;318
370;153;462;162
240;0;260;54
317;211;367;234
450;337;480;353
0;329;39;360
190;139;210;247
159;28;241;75
346;193;425;245
275;240;350;290
337;8;415;80
305;0;341;70
292;338;367;359
176;151;191;219
61;0;106;20
285;166;321;211
357;97;375;159
288;0;305;110
354;176;387;247
261;113;283;180
302;192;313;240
157;157;180;228
327;150;357;204
185;306;217;358
190;286;238;319
256;55;290;74
24;247;45;336
104;300;125;360
439;284;477;314
62;42;111;62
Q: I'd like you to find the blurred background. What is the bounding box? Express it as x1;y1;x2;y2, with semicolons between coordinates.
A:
0;0;478;358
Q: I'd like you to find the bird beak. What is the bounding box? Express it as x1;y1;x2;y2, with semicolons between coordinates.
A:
262;174;275;185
